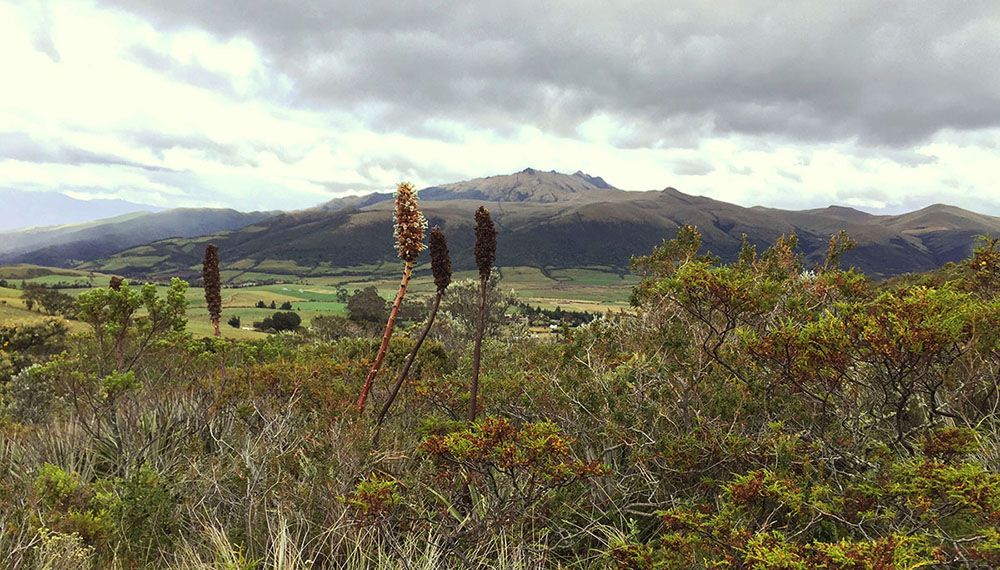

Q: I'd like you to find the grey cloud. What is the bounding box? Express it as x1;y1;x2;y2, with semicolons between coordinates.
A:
99;0;1000;147
122;131;299;169
0;132;174;172
671;158;714;176
776;169;802;183
29;1;60;62
127;45;239;97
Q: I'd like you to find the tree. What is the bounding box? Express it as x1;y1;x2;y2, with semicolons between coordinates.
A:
470;206;496;421
308;314;364;341
22;285;75;317
227;315;241;328
279;301;293;310
254;311;301;332
335;286;349;303
438;275;516;345
22;283;37;311
269;300;276;309
202;244;223;337
357;182;427;412
347;286;389;324
256;300;266;308
75;278;188;375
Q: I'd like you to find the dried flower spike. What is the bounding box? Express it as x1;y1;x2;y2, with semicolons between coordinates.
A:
430;226;452;293
470;206;497;422
202;244;223;337
356;181;427;412
393;182;427;263
375;227;453;438
474;206;496;279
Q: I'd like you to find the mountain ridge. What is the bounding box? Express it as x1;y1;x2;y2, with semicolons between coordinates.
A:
0;188;164;231
68;169;1000;281
0;168;1000;277
0;208;275;267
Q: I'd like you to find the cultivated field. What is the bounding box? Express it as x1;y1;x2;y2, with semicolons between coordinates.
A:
0;264;635;338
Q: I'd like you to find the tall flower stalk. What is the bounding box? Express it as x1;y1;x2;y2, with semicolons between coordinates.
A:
202;244;222;337
469;206;496;421
356;182;427;412
375;227;452;435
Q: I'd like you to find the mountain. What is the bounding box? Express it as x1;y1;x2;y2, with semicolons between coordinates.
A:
0;209;274;267
419;168;619;203
78;169;1000;282
0;189;163;231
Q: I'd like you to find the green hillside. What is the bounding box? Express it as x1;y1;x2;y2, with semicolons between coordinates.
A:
78;171;1000;282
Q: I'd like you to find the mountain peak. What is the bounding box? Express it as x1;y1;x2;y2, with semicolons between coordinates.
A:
800;205;875;221
419;169;620;203
572;170;614;189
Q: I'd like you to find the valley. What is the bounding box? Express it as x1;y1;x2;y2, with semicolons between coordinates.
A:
0;263;636;339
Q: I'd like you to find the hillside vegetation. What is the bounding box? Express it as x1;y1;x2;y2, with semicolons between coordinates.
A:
27;170;996;281
1;222;998;568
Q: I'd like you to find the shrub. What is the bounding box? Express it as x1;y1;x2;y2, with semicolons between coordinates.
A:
254;311;301;332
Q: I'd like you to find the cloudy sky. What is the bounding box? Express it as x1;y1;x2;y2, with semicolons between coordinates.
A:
2;1;999;213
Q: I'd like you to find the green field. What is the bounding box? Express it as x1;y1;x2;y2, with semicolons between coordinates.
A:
0;264;635;338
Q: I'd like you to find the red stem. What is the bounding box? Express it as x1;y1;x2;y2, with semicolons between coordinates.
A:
356;263;413;412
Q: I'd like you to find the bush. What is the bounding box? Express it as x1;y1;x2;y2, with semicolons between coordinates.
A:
346;286;387;324
253;311;301;332
0;319;68;383
0;230;998;568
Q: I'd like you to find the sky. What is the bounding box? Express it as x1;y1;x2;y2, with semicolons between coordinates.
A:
1;1;999;214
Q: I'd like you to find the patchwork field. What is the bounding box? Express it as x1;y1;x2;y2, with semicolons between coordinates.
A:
0;264;635;339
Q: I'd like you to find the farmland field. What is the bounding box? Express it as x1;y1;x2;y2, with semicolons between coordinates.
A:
0;264;634;339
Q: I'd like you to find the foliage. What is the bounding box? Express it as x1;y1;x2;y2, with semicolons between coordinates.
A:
307;314;366;341
437;274;518;347
74;277;188;374
254;311;301;332
0;318;68;383
0;228;998;568
22;284;76;316
346;285;388;324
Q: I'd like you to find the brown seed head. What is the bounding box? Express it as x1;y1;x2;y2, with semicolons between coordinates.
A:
202;244;222;322
429;226;452;293
109;276;123;290
474;206;496;279
393;182;427;263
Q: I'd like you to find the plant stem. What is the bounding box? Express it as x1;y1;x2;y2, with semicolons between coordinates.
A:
356;262;413;412
469;275;487;421
374;290;443;439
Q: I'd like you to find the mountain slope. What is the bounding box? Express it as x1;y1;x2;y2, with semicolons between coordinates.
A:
419;168;620;203
0;189;163;231
0;209;274;267
81;169;1000;281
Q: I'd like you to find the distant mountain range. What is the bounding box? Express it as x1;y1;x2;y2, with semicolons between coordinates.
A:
4;170;999;280
0;209;274;267
0;189;163;231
